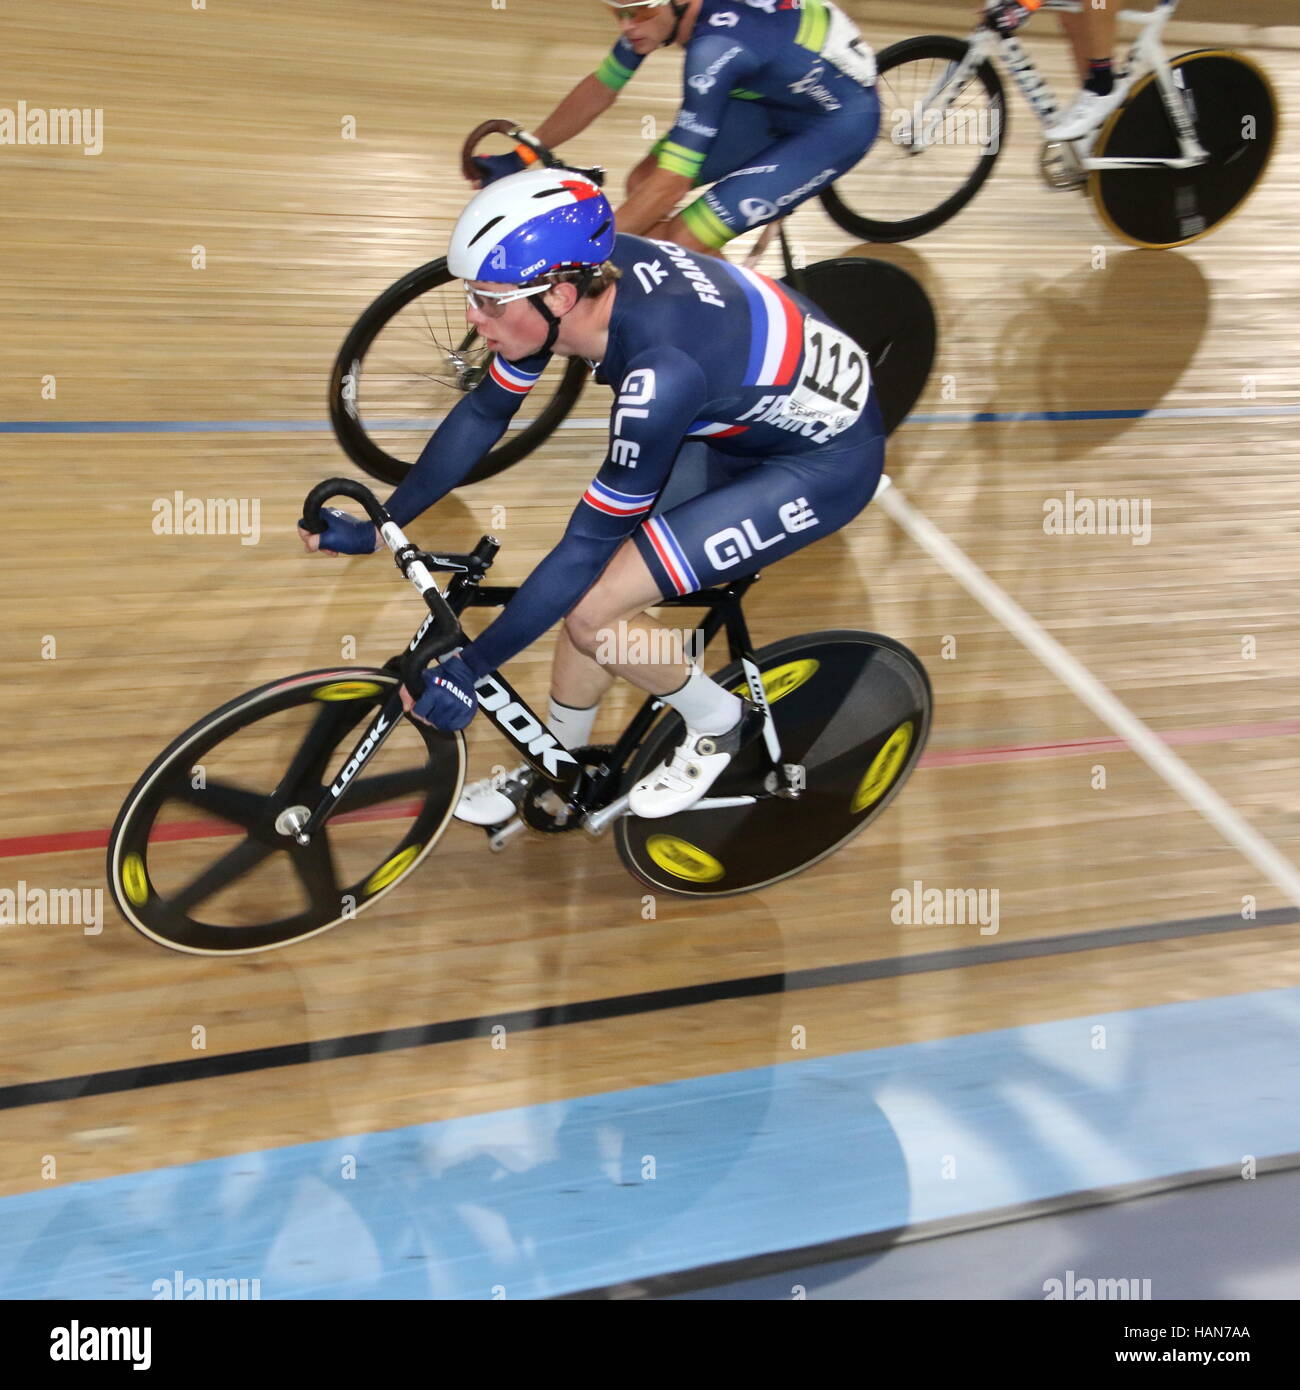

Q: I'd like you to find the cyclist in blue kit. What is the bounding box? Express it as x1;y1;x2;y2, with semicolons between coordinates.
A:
301;170;886;825
470;0;880;255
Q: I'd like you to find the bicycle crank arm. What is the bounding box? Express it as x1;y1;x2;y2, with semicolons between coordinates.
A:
583;795;630;836
1084;154;1208;171
488;817;528;852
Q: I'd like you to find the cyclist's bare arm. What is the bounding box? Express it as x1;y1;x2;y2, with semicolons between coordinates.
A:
614;166;692;236
534;73;619;151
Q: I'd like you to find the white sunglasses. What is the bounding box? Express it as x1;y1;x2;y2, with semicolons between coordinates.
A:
465;283;553;318
601;0;672;15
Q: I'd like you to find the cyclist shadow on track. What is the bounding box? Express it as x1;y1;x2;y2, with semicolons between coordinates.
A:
972;249;1209;462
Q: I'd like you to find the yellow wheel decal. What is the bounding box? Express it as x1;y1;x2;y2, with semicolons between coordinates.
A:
852;720;914;814
122;852;149;906
731;658;819;706
314;680;384;701
363;844;423;896
645;834;725;883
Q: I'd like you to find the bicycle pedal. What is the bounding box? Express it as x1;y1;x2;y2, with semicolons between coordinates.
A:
763;763;806;798
1039;142;1087;192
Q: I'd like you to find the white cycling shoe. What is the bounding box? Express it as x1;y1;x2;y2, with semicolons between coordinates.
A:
629;702;765;819
454;764;530;826
1044;86;1126;143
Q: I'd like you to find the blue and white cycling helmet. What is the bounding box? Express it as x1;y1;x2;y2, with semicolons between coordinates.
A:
448;168;614;284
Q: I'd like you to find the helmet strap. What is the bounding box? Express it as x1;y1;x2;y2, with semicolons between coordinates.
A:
661;1;689;47
528;270;595;354
529;294;563;354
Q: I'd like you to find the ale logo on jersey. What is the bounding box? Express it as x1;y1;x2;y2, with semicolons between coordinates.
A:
709;11;739;25
704;498;819;569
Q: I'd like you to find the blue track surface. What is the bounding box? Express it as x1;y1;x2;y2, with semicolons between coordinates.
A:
4;987;1299;1299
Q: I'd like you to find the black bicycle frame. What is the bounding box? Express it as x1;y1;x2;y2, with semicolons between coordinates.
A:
292;560;782;843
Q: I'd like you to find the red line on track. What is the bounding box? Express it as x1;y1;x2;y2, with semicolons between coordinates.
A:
4;719;1298;861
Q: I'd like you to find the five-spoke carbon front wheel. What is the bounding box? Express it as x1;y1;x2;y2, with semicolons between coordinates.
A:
108;669;465;954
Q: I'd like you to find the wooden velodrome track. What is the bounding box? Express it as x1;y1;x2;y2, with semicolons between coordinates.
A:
2;0;1299;1207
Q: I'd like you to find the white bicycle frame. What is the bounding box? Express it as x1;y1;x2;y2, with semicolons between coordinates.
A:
919;0;1209;171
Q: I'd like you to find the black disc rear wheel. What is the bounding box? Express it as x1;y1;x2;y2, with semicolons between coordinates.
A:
1090;50;1277;248
616;631;931;897
329;257;589;488
108;669;465;954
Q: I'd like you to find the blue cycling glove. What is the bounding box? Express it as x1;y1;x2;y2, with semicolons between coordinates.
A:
411;654;480;731
472;151;527;185
300;507;378;555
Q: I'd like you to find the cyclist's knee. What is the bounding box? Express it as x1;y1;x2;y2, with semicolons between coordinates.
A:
563;599;606;661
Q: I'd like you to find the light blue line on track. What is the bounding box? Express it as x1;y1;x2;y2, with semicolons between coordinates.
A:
3;404;1300;433
2;987;1298;1300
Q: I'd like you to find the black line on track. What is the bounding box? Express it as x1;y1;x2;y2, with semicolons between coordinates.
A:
4;906;1295;1111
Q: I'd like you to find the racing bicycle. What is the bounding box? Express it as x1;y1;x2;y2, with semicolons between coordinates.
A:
107;479;932;954
821;0;1277;247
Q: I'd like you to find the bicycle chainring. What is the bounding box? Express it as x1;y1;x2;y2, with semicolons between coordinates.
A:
520;744;616;833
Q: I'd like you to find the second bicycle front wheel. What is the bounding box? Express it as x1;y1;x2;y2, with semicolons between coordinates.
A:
108;668;465;954
820;35;1006;243
329;256;589;488
616;631;931;897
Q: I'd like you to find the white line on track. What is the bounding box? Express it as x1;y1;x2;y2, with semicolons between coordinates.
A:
875;479;1300;908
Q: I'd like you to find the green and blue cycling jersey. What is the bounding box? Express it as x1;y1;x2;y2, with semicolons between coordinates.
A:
597;0;879;247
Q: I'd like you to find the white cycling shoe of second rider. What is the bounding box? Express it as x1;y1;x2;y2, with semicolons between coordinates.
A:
1043;86;1126;143
629;701;766;819
454;764;530;826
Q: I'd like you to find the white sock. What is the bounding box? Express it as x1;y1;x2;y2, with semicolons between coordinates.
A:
661;666;742;736
547;696;599;748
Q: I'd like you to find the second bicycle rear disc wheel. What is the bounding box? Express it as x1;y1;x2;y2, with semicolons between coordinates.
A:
616;631;931;897
1090;50;1277;248
787;258;936;435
